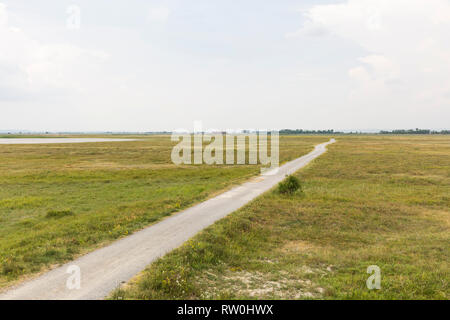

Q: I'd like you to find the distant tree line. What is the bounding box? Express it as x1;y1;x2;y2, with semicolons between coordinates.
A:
278;128;449;135
379;129;450;134
279;129;339;135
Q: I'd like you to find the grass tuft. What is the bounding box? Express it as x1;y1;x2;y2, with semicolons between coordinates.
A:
46;209;74;219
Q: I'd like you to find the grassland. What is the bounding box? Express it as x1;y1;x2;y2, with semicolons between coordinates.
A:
0;135;327;288
111;135;449;300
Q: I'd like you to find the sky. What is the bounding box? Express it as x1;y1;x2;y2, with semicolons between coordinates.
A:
0;0;449;132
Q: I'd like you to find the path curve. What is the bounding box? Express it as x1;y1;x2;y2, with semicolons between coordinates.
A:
0;139;335;300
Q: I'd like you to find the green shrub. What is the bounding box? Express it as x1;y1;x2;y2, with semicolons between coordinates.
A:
277;175;302;195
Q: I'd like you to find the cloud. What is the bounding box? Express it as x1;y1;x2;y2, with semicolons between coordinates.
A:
354;54;399;84
0;3;6;24
285;20;329;38
147;6;170;22
290;0;450;110
0;3;109;101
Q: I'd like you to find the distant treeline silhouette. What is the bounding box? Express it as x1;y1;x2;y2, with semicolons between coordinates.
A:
279;129;449;135
280;129;339;135
2;129;449;136
379;129;450;134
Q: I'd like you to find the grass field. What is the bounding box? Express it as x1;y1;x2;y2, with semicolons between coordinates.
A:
0;135;328;288
111;135;449;300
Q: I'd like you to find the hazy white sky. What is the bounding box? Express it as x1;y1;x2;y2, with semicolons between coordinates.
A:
1;0;449;132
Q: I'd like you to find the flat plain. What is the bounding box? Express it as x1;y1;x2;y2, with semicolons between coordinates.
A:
0;135;327;289
111;135;449;300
